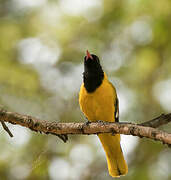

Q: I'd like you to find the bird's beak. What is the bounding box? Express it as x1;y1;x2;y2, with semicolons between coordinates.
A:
86;50;93;60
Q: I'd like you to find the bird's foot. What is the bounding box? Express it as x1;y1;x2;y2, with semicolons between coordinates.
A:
97;120;107;125
85;120;91;126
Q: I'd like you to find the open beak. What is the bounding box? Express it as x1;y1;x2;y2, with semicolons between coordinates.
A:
86;50;93;60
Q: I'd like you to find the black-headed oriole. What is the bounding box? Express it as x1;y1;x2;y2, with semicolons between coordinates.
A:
79;50;128;177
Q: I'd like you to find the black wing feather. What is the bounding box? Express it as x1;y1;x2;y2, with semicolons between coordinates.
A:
114;97;119;122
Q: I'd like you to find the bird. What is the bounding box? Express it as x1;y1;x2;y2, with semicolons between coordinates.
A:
79;50;128;177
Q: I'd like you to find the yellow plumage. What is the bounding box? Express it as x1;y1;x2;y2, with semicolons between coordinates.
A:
79;72;128;177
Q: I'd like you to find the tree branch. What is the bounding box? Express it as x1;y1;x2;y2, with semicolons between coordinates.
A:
0;107;171;145
1;121;13;137
139;113;171;128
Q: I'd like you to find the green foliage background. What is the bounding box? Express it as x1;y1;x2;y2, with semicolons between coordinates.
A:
0;0;171;179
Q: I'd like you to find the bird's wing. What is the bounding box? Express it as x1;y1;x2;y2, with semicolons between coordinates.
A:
108;81;119;122
114;97;119;122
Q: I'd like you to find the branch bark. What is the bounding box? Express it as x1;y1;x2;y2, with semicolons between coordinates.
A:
1;121;13;137
0;108;171;145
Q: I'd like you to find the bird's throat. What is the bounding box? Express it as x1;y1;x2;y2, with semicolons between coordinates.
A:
83;72;104;93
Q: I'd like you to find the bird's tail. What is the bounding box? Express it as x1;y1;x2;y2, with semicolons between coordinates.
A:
98;133;128;177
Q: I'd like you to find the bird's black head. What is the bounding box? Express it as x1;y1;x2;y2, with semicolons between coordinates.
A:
83;50;104;93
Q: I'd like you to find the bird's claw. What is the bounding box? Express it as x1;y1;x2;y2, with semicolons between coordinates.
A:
97;120;106;125
85;120;91;126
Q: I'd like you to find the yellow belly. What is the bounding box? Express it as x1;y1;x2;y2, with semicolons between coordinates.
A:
79;77;117;122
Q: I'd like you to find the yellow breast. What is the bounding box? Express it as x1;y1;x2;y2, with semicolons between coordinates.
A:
79;74;117;122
